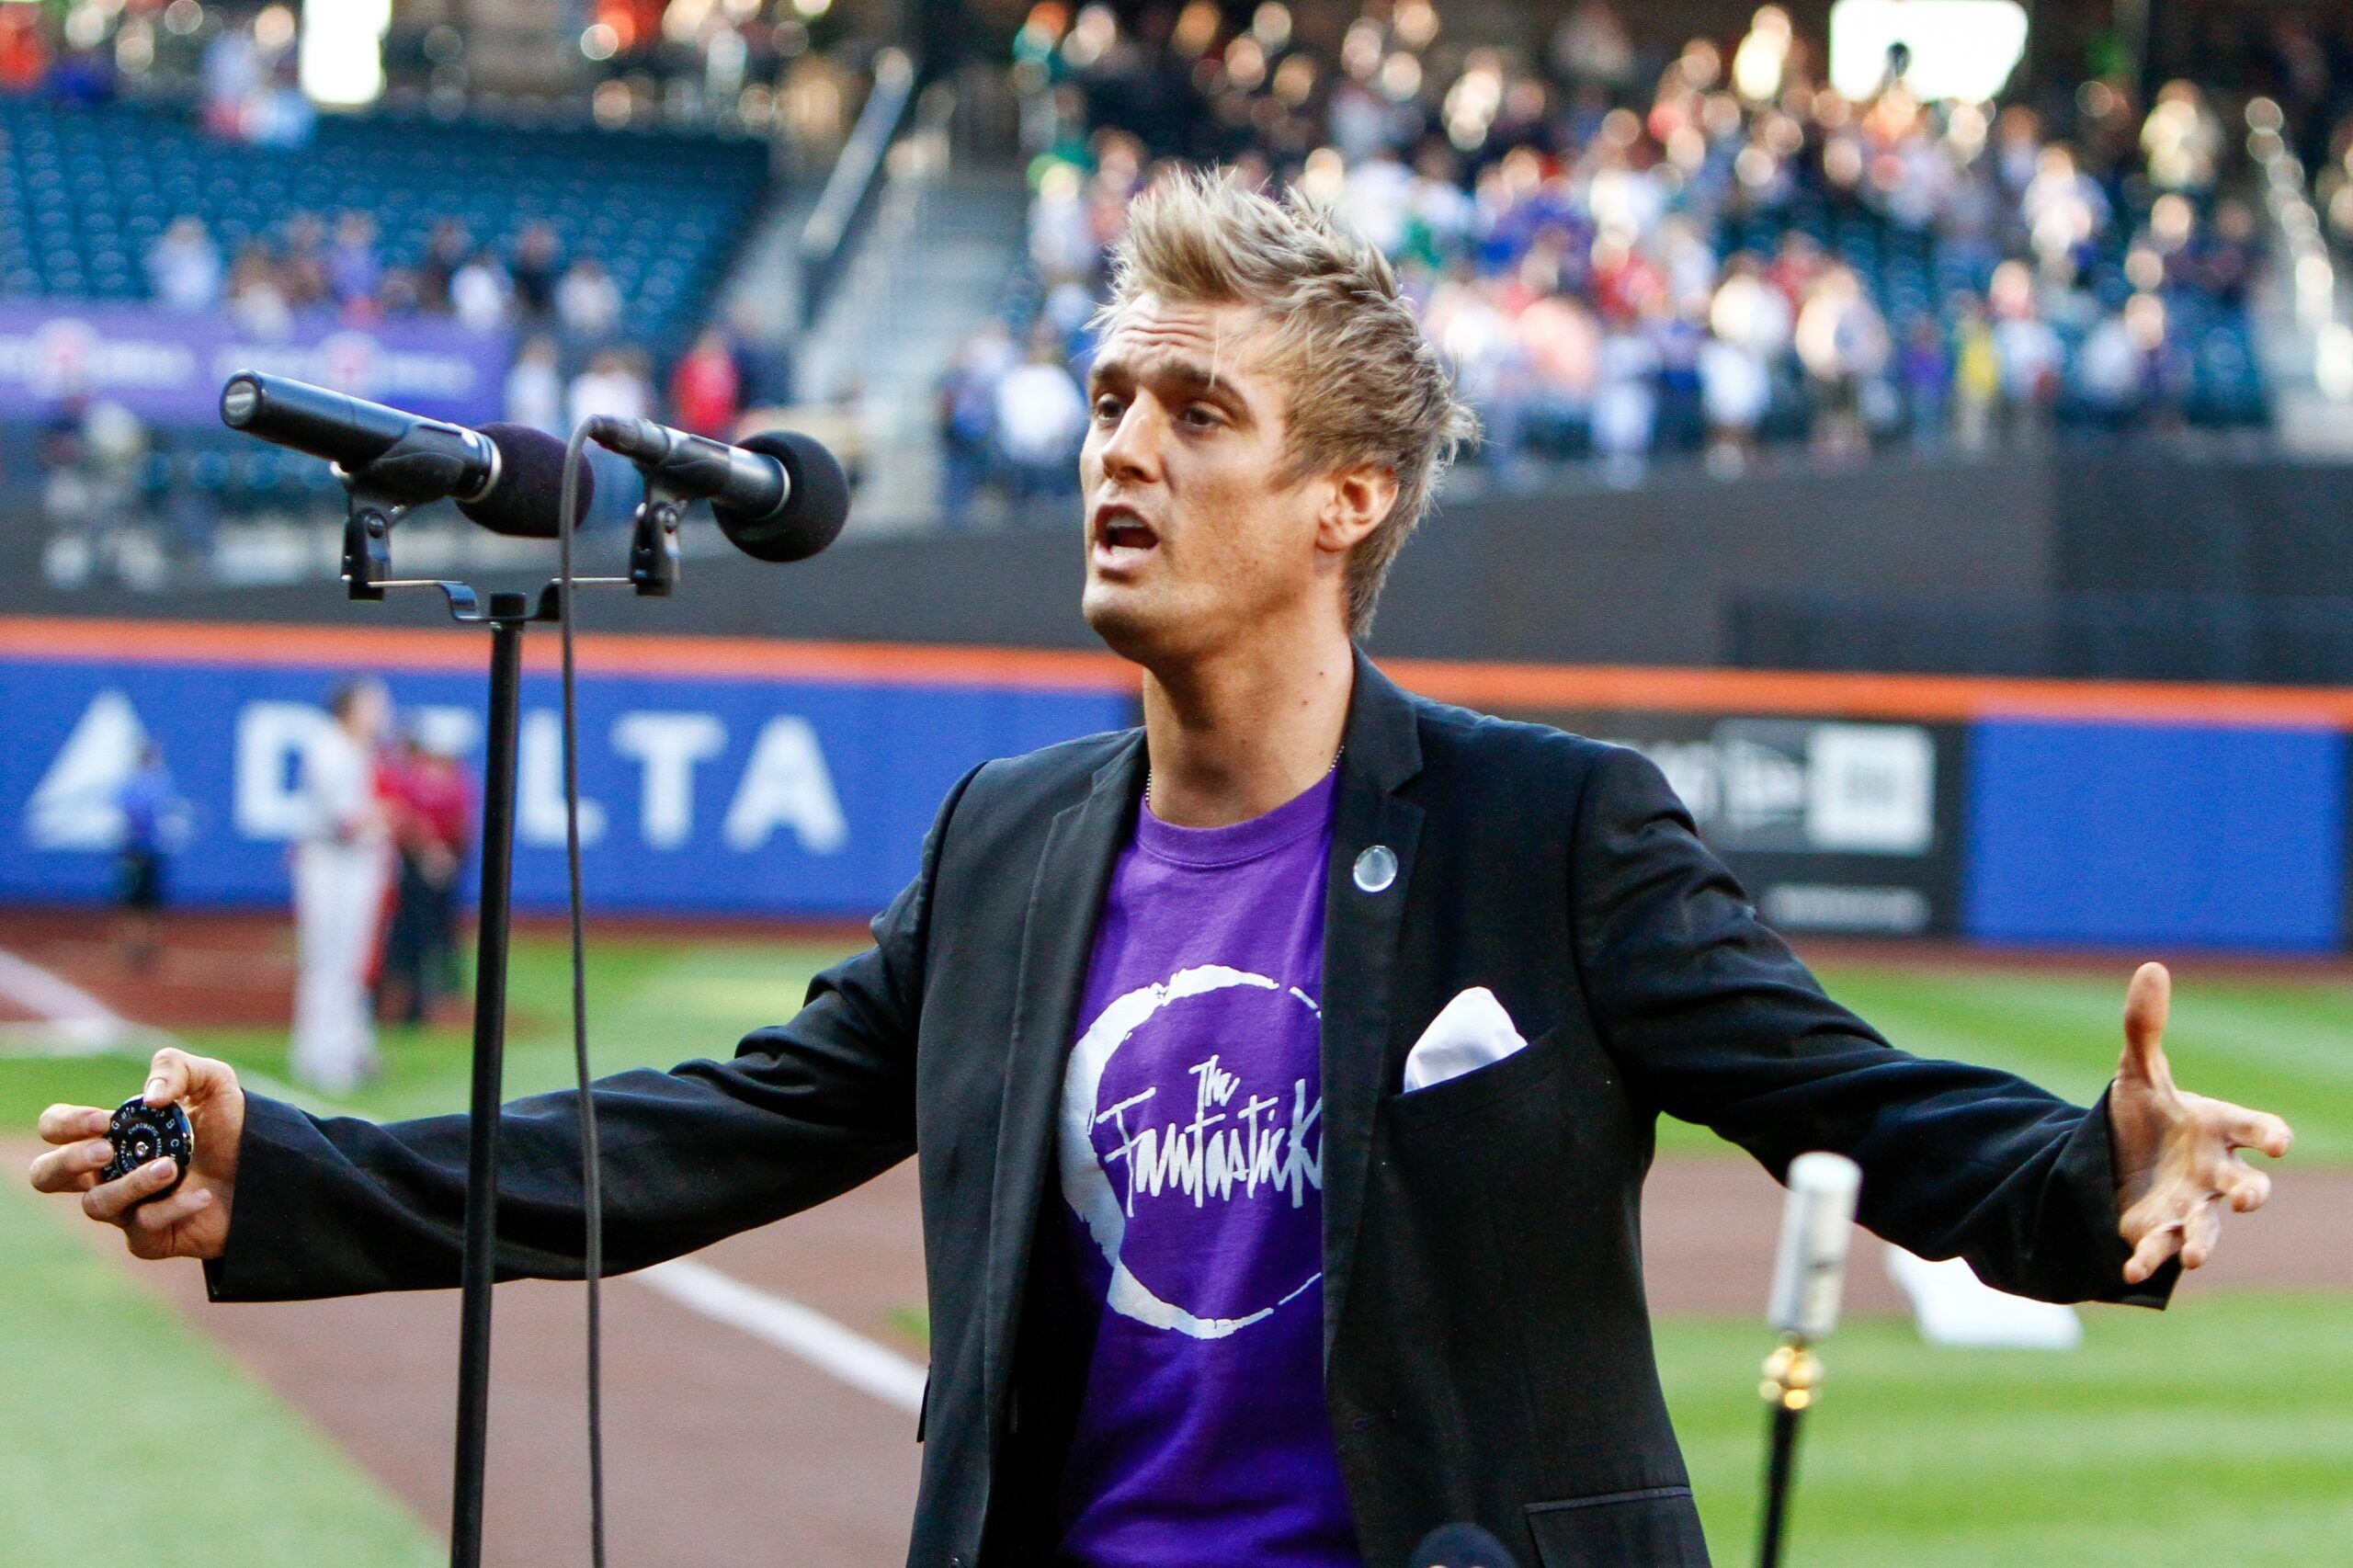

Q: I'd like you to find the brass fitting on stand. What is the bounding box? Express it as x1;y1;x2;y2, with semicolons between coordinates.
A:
1759;1341;1822;1412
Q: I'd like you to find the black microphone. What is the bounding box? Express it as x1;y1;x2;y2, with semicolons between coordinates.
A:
1409;1523;1520;1568
219;371;591;537
587;416;848;562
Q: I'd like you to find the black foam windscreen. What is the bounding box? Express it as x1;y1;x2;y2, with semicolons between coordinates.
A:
718;428;849;562
1409;1523;1521;1568
459;422;593;538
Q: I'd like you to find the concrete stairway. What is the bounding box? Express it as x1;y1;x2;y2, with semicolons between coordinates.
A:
790;161;1030;530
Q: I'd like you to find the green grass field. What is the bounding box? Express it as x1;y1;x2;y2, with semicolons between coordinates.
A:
0;1174;440;1565
4;936;2347;1562
1665;1290;2353;1565
8;939;2347;1161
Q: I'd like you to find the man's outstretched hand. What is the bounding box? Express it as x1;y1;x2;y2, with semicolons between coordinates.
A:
27;1047;244;1261
2108;962;2291;1287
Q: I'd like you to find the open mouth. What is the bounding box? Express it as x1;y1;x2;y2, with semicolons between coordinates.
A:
1091;504;1159;563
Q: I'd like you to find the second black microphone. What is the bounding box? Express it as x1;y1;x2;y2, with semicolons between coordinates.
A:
587;415;849;562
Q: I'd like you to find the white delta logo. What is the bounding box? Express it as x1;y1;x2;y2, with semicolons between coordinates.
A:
23;690;846;857
233;702;847;854
24;689;148;850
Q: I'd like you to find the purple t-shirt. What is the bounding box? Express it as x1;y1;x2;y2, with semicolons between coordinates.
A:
1053;770;1358;1567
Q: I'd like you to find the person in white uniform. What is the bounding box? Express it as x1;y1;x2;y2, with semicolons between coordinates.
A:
290;678;391;1094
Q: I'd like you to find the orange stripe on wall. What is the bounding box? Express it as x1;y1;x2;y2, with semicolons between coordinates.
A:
0;617;1142;692
1;616;2347;725
1381;657;2353;727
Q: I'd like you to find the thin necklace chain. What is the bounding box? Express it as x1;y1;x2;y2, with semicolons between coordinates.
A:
1145;745;1343;815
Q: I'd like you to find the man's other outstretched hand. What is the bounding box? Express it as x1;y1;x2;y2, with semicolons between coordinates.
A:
27;1047;244;1261
2109;962;2292;1287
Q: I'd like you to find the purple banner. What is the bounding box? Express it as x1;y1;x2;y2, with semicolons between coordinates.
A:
0;301;510;427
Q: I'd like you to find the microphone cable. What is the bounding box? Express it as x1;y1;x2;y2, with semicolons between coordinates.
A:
556;423;608;1567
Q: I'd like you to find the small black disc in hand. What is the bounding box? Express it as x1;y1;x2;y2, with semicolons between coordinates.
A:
102;1096;194;1193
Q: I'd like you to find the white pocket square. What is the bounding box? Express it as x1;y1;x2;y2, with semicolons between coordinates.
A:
1402;986;1528;1093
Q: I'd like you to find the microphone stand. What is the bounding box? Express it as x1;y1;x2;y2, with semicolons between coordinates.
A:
1754;1336;1821;1568
329;447;676;1568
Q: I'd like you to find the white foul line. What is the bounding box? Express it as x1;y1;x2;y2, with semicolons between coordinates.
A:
0;944;314;1108
636;1257;926;1415
0;947;169;1055
0;940;926;1412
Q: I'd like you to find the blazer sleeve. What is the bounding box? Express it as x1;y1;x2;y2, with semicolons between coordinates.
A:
1568;744;2173;1308
204;765;982;1303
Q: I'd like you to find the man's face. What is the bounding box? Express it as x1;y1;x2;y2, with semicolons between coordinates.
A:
1078;297;1331;665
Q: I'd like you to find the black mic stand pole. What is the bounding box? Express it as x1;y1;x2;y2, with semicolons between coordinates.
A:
1755;1336;1820;1568
326;456;676;1568
447;586;529;1568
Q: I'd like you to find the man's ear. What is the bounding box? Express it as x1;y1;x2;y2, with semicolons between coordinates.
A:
1315;463;1398;556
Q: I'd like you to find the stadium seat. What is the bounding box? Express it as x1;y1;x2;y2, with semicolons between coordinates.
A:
0;98;770;350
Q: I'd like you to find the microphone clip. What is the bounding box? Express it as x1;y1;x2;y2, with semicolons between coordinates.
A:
627;483;684;597
588;416;688;598
336;473;409;602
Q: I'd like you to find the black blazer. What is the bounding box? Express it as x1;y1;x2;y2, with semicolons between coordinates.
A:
207;652;2170;1568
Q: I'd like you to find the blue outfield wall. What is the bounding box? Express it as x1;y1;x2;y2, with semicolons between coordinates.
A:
0;648;1137;918
1961;719;2348;953
2;625;2347;951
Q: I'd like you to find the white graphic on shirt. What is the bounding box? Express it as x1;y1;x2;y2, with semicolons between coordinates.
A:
1060;964;1325;1340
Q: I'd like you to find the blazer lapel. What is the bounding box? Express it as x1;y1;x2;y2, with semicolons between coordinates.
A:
982;731;1144;1422
1317;651;1426;1363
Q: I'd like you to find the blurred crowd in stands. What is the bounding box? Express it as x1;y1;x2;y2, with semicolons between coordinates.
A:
145;207;792;438
945;1;2308;506
0;0;844;136
3;1;320;142
143;210;636;345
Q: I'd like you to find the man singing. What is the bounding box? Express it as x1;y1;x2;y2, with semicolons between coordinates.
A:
29;174;2290;1567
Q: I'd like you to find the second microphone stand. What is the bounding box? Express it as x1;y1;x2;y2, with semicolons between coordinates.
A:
1755;1335;1822;1568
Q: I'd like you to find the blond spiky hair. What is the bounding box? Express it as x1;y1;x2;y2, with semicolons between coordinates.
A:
1097;167;1477;639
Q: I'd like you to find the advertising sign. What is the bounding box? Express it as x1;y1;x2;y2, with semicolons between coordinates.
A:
0;302;510;427
0;646;1135;918
1498;706;1966;937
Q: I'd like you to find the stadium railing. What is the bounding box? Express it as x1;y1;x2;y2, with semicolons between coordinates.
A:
796;50;918;332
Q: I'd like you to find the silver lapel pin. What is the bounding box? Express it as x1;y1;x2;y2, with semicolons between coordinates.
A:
1352;844;1398;893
